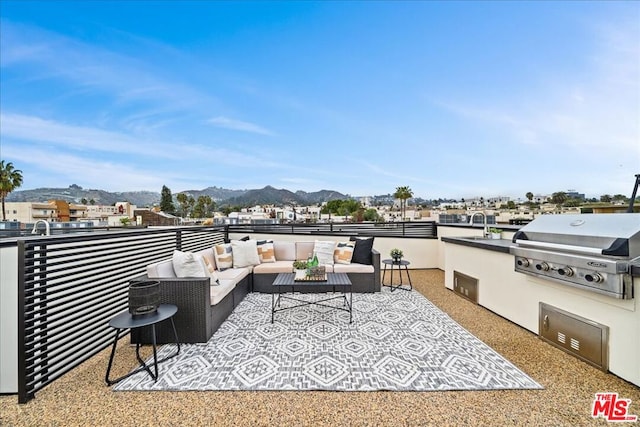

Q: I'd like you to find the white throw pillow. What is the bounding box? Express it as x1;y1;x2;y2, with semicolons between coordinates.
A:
313;240;336;265
231;239;261;268
173;250;219;285
173;250;206;277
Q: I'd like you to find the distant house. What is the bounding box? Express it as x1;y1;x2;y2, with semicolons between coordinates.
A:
134;209;180;226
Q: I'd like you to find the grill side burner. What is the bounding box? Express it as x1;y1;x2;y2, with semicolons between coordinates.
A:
510;214;640;300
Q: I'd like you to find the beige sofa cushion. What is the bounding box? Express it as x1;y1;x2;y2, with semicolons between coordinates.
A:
333;263;374;273
210;280;235;305
146;259;175;278
253;260;295;274
274;241;296;261
216;266;250;282
296;242;315;261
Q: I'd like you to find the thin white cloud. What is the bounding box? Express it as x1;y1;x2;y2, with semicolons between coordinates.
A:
0;113;174;157
1;112;291;175
2;145;172;192
207;116;275;136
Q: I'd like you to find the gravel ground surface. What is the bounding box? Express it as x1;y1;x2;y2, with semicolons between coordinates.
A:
1;269;638;426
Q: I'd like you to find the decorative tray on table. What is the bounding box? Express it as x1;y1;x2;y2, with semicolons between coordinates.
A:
295;266;327;282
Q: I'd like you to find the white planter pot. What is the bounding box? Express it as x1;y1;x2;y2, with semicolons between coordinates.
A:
294;269;307;280
490;233;501;240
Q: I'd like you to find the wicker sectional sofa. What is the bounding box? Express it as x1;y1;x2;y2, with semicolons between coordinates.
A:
133;238;379;344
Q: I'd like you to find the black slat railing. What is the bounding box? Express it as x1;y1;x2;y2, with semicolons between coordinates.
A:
17;226;226;403
225;221;437;239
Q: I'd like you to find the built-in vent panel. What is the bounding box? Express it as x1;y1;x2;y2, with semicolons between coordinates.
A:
453;271;478;304
539;302;609;371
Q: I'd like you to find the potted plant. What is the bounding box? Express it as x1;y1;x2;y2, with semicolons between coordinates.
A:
292;260;308;279
488;227;502;240
390;248;404;263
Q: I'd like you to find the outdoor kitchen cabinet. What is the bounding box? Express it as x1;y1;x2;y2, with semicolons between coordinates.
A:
443;235;640;388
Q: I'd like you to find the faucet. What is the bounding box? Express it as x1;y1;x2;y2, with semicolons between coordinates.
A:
468;212;487;237
31;220;51;236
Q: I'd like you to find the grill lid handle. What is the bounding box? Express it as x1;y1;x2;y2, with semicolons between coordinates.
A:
513;239;604;256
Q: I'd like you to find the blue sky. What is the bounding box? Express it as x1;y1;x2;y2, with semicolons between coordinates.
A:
1;1;638;200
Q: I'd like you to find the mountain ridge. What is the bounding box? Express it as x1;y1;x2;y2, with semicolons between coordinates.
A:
6;184;349;207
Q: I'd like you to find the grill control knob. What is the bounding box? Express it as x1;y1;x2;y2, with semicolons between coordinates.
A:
585;273;603;283
516;258;530;267
536;262;550;272
558;267;574;277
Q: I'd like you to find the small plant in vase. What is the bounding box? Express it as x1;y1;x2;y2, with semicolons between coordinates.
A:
292;260;309;279
488;228;502;239
390;248;404;263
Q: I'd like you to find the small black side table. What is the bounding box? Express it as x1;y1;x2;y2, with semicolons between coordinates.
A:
105;303;181;386
382;259;413;292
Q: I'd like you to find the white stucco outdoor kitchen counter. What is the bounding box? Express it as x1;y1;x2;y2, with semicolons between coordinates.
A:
442;236;640;387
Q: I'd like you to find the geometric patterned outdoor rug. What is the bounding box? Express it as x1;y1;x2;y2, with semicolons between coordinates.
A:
114;288;543;392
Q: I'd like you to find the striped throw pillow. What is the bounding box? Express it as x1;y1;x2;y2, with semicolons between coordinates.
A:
334;241;355;264
256;239;276;263
213;243;233;270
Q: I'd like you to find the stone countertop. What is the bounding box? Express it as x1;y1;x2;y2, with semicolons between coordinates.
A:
441;236;513;254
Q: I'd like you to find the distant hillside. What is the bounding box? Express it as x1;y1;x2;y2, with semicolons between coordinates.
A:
298;189;349;205
177;186;248;201
7;184;350;207
224;186;348;206
225;186;305;206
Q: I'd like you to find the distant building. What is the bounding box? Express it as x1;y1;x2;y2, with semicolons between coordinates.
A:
2;201;137;225
356;196;372;207
566;190;585;200
134;209;180;226
2;200;87;223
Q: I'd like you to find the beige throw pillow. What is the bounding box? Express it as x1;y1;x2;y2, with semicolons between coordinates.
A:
203;257;221;286
214;243;233;270
256;239;276;263
334;241;355;264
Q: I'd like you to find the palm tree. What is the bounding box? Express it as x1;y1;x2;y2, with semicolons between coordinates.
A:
526;192;534;202
0;160;24;221
551;192;568;205
176;193;189;217
394;186;413;221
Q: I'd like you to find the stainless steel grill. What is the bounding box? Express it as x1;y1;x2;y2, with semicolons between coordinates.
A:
510;213;640;299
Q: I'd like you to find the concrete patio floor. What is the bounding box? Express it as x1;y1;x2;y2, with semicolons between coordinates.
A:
1;269;638;426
